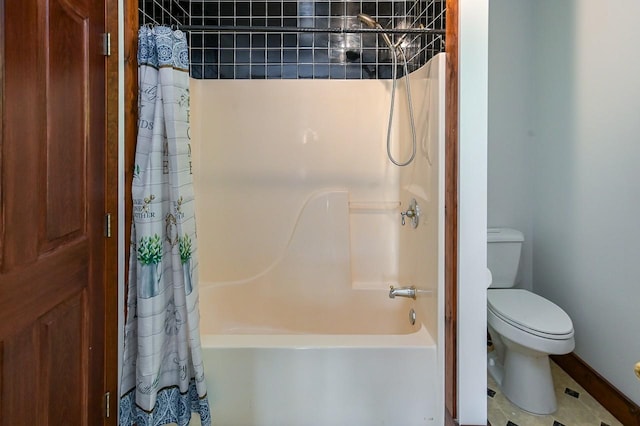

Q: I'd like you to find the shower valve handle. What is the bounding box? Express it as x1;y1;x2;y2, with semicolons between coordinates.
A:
401;210;415;225
400;199;420;228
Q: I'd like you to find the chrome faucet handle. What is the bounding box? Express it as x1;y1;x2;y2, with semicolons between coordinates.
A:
400;209;415;225
400;198;420;228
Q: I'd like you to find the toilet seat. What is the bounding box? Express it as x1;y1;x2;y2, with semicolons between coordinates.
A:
488;289;574;340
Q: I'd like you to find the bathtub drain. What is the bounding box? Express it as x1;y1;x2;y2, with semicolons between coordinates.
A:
409;308;416;325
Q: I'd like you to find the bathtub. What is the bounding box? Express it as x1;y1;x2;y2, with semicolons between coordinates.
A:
195;284;440;426
188;56;447;424
188;190;441;425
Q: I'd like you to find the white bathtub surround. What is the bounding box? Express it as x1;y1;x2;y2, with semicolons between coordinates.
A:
190;54;446;425
398;55;446;347
191;76;399;287
199;190;421;336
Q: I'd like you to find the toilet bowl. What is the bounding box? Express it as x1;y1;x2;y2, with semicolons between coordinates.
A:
487;228;575;415
488;289;574;414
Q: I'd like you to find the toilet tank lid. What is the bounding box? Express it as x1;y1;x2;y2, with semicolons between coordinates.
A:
487;228;524;243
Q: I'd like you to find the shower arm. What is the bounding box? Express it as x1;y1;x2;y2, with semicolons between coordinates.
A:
356;13;395;52
356;14;415;56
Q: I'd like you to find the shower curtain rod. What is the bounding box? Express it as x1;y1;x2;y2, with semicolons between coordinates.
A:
178;25;445;35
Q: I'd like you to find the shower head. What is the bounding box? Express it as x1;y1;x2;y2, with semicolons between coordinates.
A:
356;13;395;53
357;13;380;29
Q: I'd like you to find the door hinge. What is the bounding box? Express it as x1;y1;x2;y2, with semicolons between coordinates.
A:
105;213;112;238
102;33;111;56
105;391;111;418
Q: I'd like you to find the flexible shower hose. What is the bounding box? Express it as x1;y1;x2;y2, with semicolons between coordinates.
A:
386;46;417;167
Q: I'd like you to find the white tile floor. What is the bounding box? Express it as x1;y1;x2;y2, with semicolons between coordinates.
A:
488;361;622;426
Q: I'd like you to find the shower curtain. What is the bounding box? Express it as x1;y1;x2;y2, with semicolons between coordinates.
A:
120;26;211;426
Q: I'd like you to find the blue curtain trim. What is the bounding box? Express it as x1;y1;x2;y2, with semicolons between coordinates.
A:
138;25;190;71
119;379;212;426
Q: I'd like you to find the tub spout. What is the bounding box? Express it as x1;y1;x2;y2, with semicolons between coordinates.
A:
389;285;416;299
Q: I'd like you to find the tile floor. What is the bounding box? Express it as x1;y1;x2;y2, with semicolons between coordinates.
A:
488;361;623;426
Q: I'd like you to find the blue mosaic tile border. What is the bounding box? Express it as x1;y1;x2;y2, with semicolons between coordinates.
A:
138;0;446;80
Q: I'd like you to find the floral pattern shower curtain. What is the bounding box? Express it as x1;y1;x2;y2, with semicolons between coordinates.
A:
120;26;211;426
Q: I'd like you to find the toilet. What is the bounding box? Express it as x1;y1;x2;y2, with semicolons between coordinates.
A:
487;227;575;415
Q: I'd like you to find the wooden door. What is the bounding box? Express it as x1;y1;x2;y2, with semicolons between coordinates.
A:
0;0;110;424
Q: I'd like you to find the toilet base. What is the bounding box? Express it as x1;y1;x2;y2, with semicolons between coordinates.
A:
487;350;504;386
489;336;558;415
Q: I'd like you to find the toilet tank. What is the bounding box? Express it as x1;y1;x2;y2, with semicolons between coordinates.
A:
487;228;524;288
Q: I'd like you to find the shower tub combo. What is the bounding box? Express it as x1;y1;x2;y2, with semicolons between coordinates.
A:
190;55;446;425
